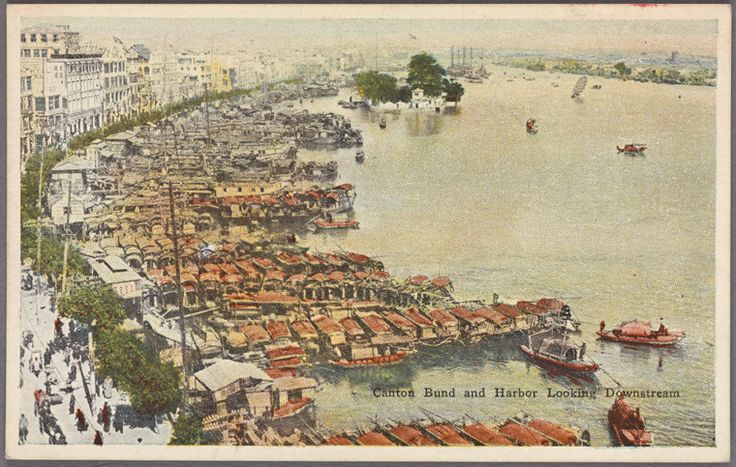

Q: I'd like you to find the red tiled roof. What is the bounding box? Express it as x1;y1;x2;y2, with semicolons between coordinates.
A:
493;303;522;319
252;257;275;269
384;312;416;332
367;271;390;281
449;306;485;325
265;269;286;281
325;254;346;267
200;263;222;274
220;273;243;284
361;314;392;335
180;272;198;284
332;183;353;191
429;308;457;326
327;271;346;282
266;321;291;340
311;315;343;335
220;263;240;275
266;345;304;360
353;271;369;280
474;307;511;325
404;308;434;327
277;251;302;265
270;356;305;368
198;272;220;283
308;272;328;282
389;425;435;446
431;276;452;288
536;298;566;312
356;432;394;446
345;252;370;264
290;319;318;338
516;301;547;316
407;275;429;286
339;317;365;337
240;324;270;343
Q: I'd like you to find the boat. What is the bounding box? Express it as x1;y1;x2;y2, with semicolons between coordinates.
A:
355;149;365;163
526;118;538;135
597;319;684;347
616;144;647;155
520;327;599;373
571;76;588;99
511;413;591;446
592;84;602;89
329;350;410;368
379;117;387;129
313;218;359;230
608;397;653;446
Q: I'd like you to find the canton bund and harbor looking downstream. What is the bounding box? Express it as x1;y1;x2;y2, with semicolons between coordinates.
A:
18;19;716;448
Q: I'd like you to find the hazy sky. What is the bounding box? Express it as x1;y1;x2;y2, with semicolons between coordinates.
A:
30;17;718;57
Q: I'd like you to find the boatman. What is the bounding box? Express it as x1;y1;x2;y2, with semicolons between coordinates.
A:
599;320;606;333
658;318;667;336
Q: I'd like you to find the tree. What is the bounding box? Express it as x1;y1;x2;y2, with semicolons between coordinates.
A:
21;148;65;224
126;360;182;415
355;71;398;104
59;284;128;329
21;227;87;282
614;62;630;80
170;413;204;445
443;79;465;106
407;53;446;97
395;85;413;103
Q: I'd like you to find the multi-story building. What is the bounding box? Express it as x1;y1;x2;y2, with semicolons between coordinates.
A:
20;24;81;156
148;52;182;107
46;53;103;138
176;51;212;98
101;45;132;125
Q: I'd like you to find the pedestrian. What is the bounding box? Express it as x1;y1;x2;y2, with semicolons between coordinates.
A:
19;413;29;444
75;408;86;431
63;346;71;367
93;430;103;446
69;364;77;382
69;393;76;415
54;316;63;338
101;402;111;433
113;408;124;434
43;348;52;367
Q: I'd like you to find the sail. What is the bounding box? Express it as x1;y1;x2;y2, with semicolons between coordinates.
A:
571;76;587;98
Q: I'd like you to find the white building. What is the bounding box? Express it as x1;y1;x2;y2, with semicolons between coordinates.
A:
46;53;103;137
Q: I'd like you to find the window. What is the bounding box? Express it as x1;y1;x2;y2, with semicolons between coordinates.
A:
40;49;47;57
41;34;47;42
63;207;70;215
104;77;109;88
53;49;59;55
30;34;36;42
33;50;40;57
62;98;67;109
20;34;26;42
53;96;60;109
104;63;109;73
23;49;31;57
35;97;45;111
53;34;58;41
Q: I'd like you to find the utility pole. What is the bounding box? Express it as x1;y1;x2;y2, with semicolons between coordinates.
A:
60;179;72;294
168;181;189;405
34;153;44;325
204;82;211;142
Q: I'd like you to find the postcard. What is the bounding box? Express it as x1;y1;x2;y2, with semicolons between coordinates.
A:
5;3;731;462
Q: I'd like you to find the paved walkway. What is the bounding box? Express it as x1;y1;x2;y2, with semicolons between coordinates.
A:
17;268;171;446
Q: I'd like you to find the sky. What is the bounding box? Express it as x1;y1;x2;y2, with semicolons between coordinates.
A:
29;17;719;58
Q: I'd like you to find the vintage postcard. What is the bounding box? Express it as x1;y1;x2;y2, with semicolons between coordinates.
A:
5;3;731;462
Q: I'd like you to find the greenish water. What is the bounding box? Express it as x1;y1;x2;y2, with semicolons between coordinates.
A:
300;66;716;446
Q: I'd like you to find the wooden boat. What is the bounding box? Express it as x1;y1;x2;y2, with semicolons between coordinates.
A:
597;319;685;347
616;144;647;155
460;422;513;446
608;397;652;446
498;420;550;446
520;327;599;373
329;350;410;368
355;150;365;163
511;413;590;446
313;218;359;230
379;117;387;129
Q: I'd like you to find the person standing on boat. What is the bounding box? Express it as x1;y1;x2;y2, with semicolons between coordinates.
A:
580;342;587;359
599;320;606;333
658;318;667;336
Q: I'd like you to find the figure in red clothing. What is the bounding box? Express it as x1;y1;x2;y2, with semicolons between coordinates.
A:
75;408;87;431
101;402;111;432
93;430;103;446
54;317;63;337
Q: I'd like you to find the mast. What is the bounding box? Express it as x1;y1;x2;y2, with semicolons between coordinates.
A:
168;181;189;405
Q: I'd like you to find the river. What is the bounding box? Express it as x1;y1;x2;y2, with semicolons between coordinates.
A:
297;66;716;447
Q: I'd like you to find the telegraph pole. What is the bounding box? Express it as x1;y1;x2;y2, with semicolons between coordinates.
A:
60;179;72;294
204;82;211;142
34;153;44;325
168;181;189;405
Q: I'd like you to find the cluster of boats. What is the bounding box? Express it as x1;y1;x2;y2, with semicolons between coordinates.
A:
322;412;590;447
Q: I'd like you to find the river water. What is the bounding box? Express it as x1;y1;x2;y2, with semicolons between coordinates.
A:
298;66;716;447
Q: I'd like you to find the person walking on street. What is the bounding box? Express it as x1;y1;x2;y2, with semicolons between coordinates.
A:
101;402;111;433
69;393;76;415
113;408;124;434
69;363;77;382
19;414;29;444
54;316;63;338
75;408;87;431
93;430;103;446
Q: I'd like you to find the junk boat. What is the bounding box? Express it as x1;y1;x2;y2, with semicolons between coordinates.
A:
608;396;652;446
510;413;591;446
313;215;360;230
379;117;387;129
520;327;599;373
617;144;647;155
597;319;684;347
526;118;538;135
355;149;365;163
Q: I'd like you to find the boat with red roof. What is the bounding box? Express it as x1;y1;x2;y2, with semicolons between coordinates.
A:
329;348;412;368
313;217;359;230
608;396;653;446
520;327;599;374
597;318;685;347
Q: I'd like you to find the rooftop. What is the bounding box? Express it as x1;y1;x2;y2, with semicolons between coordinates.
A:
193;359;272;392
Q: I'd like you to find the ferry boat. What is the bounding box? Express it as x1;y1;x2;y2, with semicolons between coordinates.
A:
608;397;652;446
520;327;599;373
597;319;684;347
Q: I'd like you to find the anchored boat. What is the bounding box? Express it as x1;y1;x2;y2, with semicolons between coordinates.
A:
617;144;647;155
597;318;685;347
520;327;599;373
313;217;360;230
608;397;652;446
329;350;410;368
